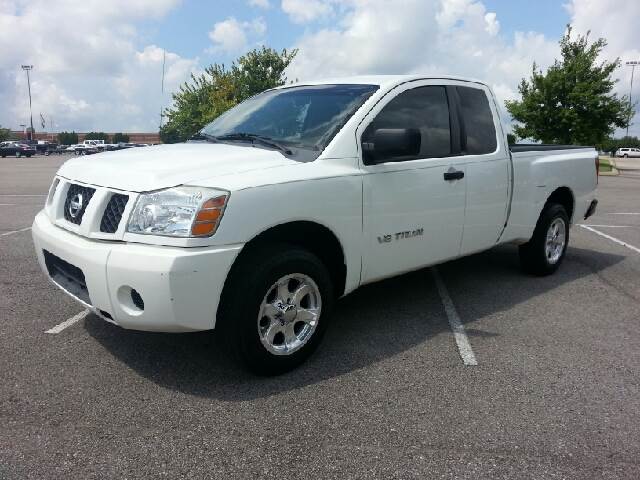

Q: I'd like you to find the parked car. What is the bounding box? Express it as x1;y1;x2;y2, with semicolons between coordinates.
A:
32;75;598;375
66;144;99;155
0;141;36;157
75;146;99;155
615;147;640;158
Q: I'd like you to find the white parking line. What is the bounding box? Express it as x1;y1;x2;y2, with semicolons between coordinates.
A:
0;194;46;197
579;225;640;254
0;227;31;237
0;204;17;206
45;310;90;334
610;212;640;215
583;224;636;228
431;267;478;366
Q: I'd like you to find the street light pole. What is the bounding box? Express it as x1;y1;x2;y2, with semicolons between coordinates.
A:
21;65;34;141
626;61;639;138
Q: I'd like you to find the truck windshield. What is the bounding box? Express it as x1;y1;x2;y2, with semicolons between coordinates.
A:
200;84;379;160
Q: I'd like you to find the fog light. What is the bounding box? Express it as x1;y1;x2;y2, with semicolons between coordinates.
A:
131;289;144;310
116;285;145;315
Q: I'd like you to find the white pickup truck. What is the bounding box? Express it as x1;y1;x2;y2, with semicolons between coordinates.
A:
33;75;598;374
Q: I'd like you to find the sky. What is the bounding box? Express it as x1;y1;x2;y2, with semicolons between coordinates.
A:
1;0;639;137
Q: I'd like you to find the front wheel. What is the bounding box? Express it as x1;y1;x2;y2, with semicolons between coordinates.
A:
218;245;334;375
519;204;569;276
15;151;21;158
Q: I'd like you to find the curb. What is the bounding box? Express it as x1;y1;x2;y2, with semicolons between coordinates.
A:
599;157;619;176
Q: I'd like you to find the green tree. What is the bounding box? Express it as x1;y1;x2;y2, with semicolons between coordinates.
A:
84;131;110;142
112;132;129;143
507;133;517;145
0;125;11;142
506;26;633;145
160;46;297;143
57;131;79;145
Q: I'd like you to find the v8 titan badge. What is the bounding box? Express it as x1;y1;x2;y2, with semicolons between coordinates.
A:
377;228;424;244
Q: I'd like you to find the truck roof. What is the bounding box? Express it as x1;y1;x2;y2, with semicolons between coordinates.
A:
282;74;487;90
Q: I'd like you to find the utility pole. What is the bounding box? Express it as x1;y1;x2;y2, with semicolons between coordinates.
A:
21;65;34;141
160;49;166;129
626;61;639;138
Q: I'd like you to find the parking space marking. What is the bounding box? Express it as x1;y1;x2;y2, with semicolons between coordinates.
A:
0;194;46;197
0;227;31;237
45;310;90;334
579;225;640;254
431;267;478;366
610;212;640;215
583;224;636;228
0;203;17;206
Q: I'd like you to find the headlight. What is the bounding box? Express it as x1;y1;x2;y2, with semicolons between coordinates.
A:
127;186;229;237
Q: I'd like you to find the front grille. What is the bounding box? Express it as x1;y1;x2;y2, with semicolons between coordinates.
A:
43;250;91;305
100;193;129;233
63;184;95;225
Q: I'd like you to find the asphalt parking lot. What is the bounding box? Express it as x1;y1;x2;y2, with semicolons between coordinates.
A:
1;154;639;479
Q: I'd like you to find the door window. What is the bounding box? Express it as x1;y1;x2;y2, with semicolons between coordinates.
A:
363;86;452;162
456;86;497;155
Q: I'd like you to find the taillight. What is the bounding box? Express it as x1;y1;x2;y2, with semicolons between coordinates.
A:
595;156;599;184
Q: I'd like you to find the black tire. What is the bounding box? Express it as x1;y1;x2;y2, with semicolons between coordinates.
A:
217;244;334;375
519;203;569;276
15;152;21;158
624;154;628;158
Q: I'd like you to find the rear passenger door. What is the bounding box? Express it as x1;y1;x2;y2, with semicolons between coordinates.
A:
359;82;467;283
454;84;510;255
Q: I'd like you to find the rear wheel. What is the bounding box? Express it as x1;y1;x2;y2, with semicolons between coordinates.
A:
624;154;629;158
217;244;334;375
519;203;569;276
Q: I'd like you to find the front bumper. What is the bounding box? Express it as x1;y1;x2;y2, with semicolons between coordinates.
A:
32;210;242;332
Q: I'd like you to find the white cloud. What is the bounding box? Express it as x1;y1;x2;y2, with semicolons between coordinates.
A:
281;0;334;24
285;0;557;110
484;12;499;36
248;0;270;8
286;0;640;137
208;17;267;54
0;0;198;132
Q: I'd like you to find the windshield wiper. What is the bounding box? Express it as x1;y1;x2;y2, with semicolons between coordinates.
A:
191;132;219;142
214;133;293;155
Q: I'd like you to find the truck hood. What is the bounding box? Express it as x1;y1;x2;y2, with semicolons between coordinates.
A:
57;143;299;192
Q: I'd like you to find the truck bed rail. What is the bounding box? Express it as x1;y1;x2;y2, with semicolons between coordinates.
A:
510;144;592;153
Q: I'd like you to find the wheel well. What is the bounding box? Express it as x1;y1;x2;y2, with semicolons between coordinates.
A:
236;221;347;297
546;187;574;222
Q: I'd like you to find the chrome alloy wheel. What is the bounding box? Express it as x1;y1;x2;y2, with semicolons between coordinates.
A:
257;273;322;356
545;217;566;264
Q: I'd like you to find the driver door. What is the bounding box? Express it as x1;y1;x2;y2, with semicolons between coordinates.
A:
359;82;467;283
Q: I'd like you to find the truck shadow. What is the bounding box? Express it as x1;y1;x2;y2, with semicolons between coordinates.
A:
84;244;624;401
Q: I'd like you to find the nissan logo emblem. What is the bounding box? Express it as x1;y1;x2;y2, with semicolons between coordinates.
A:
68;193;84;219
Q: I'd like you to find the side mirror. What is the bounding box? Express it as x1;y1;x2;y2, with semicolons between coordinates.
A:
362;128;421;164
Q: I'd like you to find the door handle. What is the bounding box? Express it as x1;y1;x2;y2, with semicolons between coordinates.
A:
443;169;464;181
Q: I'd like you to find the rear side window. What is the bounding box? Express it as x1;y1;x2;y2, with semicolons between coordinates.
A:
363;85;451;161
457;86;497;155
